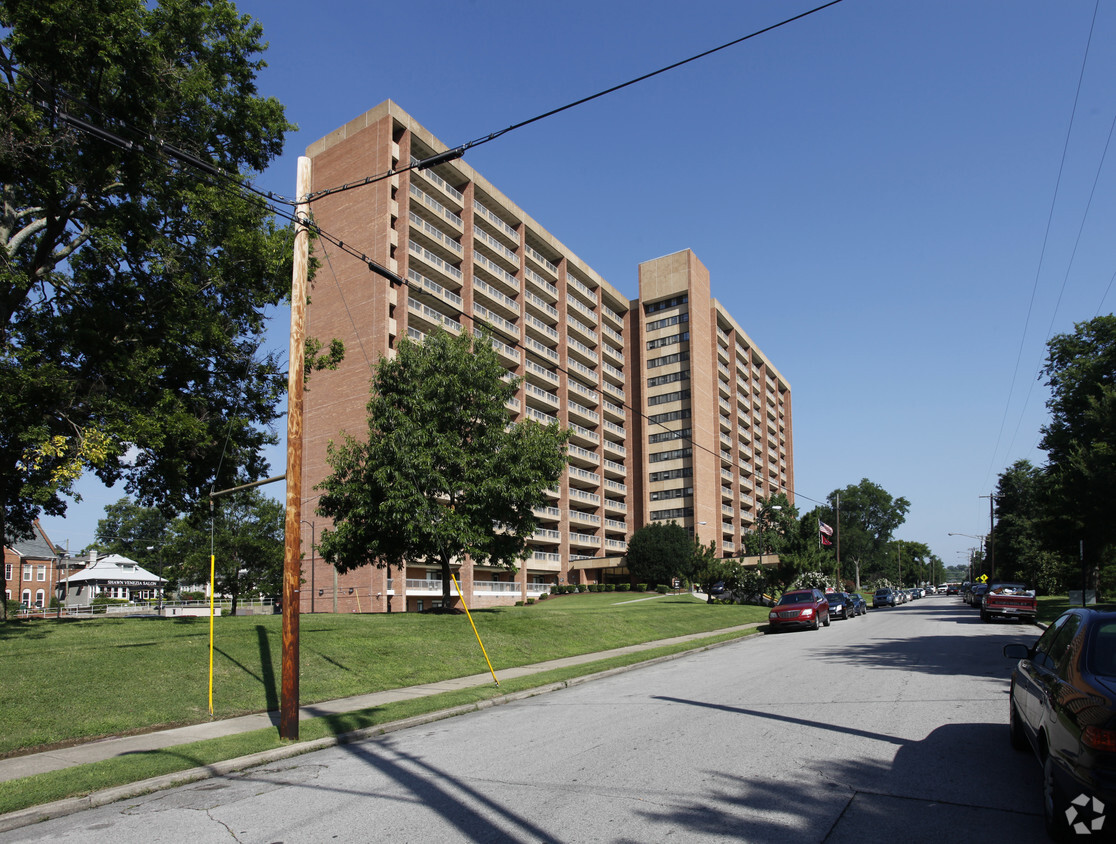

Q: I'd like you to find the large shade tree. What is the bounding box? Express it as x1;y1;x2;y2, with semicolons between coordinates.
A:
0;1;295;620
316;329;569;609
168;489;284;614
626;521;700;589
1040;315;1116;593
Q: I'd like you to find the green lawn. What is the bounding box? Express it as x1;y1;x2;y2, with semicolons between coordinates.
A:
0;592;767;757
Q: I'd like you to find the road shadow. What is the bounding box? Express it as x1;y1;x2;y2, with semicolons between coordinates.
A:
635;697;1044;843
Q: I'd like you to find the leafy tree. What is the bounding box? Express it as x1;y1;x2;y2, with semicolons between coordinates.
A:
992;459;1047;586
0;1;296;621
168;489;283;614
827;479;910;581
93;497;173;579
626;522;697;588
316;329;569;609
1040;316;1116;593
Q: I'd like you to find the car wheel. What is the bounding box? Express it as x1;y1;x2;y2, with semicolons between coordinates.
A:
1043;753;1072;841
981;609;990;622
811;615;820;631
822;612;830;627
1008;697;1028;752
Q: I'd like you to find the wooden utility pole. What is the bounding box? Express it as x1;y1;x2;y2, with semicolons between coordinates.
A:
280;156;311;740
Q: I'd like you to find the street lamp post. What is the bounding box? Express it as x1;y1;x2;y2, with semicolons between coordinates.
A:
948;533;986;582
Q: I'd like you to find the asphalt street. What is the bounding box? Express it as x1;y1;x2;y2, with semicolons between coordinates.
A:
0;597;1048;843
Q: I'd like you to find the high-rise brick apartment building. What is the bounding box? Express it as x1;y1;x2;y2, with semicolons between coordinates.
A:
299;101;792;613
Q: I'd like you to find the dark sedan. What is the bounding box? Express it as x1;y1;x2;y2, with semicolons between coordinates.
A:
1003;607;1116;839
826;591;855;620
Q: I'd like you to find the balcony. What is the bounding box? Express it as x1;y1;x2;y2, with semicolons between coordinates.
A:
568;378;599;405
526;245;558;278
601;304;624;327
525;288;559;320
525;359;559;386
408;268;463;305
524;335;559;364
474;277;519;318
565;362;596;390
472;302;517;341
408;297;462;334
567;336;599;366
408;240;462;284
408;184;463;230
473;200;519;243
474;252;519;297
525;266;559;301
475;226;520;271
567;443;600;466
567;400;600;426
568;465;600;485
410;157;464;203
409;211;463;257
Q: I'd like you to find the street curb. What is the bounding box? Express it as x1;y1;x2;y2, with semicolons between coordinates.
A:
0;628;759;833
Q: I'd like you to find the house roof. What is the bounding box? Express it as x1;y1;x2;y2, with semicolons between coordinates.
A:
62;554;166;587
4;520;60;561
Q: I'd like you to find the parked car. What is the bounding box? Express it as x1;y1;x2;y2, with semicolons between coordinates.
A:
873;588;896;608
981;582;1037;624
946;583;960;595
826;591;855;620
1003;607;1116;838
969;583;989;609
849;593;868;615
768;589;830;632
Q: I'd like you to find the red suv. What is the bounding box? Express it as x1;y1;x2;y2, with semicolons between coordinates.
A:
768;589;830;632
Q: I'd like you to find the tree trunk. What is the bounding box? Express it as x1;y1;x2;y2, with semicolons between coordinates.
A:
440;554;455;609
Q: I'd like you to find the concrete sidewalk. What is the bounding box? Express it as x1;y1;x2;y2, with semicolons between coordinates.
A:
0;622;760;786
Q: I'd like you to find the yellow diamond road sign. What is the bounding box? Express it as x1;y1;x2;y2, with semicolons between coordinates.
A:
979;574;988;583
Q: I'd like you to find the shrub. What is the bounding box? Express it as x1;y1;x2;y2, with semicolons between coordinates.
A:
656;585;669;594
577;584;588;593
637;583;649;592
515;601;524;606
618;583;630;592
526;598;535;605
605;584;615;592
538;592;548;601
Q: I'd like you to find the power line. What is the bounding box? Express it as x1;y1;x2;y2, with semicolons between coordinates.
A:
304;0;847;203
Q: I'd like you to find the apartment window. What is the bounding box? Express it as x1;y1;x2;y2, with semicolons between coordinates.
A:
647;351;689;370
648;389;690;407
644;295;688;315
36;565;46;582
4;563;10;581
648;408;691;425
649;467;693;482
34;589;44;608
650;486;693;502
646;312;689;332
21;589;30;606
648;428;691;444
650;447;693;463
22;565;31;582
647;370;689;388
646;331;689;351
650;506;694;521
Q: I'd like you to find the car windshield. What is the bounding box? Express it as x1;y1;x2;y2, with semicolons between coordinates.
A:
779;592;814;604
874;590;889;596
827;593;845;603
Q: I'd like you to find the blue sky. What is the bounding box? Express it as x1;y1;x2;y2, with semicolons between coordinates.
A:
39;0;1116;571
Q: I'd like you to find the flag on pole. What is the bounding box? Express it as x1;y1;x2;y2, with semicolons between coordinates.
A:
819;520;833;536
